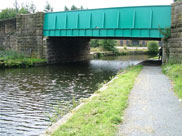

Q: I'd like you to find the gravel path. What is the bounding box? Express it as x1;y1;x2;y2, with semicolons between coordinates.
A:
117;66;182;136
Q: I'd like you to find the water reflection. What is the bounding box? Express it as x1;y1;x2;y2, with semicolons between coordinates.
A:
0;55;152;136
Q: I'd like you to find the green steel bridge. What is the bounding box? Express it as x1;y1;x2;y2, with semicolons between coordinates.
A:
43;5;171;40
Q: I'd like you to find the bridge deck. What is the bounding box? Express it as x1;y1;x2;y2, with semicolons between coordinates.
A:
43;5;171;39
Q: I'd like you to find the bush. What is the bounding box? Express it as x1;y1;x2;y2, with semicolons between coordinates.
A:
123;45;127;50
147;41;159;54
0;8;29;20
99;39;118;52
90;39;119;54
90;39;100;47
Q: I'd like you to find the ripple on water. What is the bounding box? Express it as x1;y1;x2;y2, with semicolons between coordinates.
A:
0;55;152;136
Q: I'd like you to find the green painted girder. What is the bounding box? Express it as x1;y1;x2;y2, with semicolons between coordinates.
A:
43;5;171;38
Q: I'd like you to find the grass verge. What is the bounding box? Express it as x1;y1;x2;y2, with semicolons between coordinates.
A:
52;65;143;136
162;64;182;98
91;47;149;57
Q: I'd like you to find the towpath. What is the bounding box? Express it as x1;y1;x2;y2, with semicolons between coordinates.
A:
117;66;182;136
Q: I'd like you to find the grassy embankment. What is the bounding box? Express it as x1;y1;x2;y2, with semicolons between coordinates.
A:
0;50;46;68
162;64;182;98
51;65;143;136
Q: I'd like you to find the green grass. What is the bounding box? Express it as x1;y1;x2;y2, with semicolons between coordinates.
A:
91;47;149;56
150;56;158;60
0;50;47;68
162;64;182;98
51;65;143;136
91;47;110;53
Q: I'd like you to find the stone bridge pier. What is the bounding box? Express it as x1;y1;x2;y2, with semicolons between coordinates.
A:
163;1;182;63
46;37;90;64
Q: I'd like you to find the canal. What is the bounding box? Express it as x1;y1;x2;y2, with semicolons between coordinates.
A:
0;55;152;136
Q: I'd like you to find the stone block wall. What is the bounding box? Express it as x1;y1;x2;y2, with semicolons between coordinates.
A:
0;13;91;63
0;18;17;50
47;37;90;64
16;12;45;58
0;12;46;58
166;1;182;63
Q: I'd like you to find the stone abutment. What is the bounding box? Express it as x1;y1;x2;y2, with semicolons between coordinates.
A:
0;13;91;63
164;1;182;63
0;12;46;58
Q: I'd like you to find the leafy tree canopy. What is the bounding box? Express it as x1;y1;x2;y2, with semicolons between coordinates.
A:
0;0;36;20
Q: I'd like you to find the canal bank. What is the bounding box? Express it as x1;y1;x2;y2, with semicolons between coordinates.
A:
42;65;143;136
0;55;151;136
42;60;182;136
0;50;47;68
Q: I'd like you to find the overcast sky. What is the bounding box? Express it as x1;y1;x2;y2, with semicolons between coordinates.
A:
0;0;173;12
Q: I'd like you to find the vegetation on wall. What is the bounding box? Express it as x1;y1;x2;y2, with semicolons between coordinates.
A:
158;26;171;62
158;27;171;42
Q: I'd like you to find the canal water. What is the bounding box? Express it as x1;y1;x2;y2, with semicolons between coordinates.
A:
0;55;152;136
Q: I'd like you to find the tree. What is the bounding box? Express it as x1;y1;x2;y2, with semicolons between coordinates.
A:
64;6;69;11
29;2;36;13
0;0;32;20
80;6;84;10
19;7;29;14
99;39;118;52
44;1;53;12
90;39;100;47
71;5;78;11
13;0;19;13
24;1;36;13
0;7;29;20
64;5;84;11
0;8;17;19
147;41;159;54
